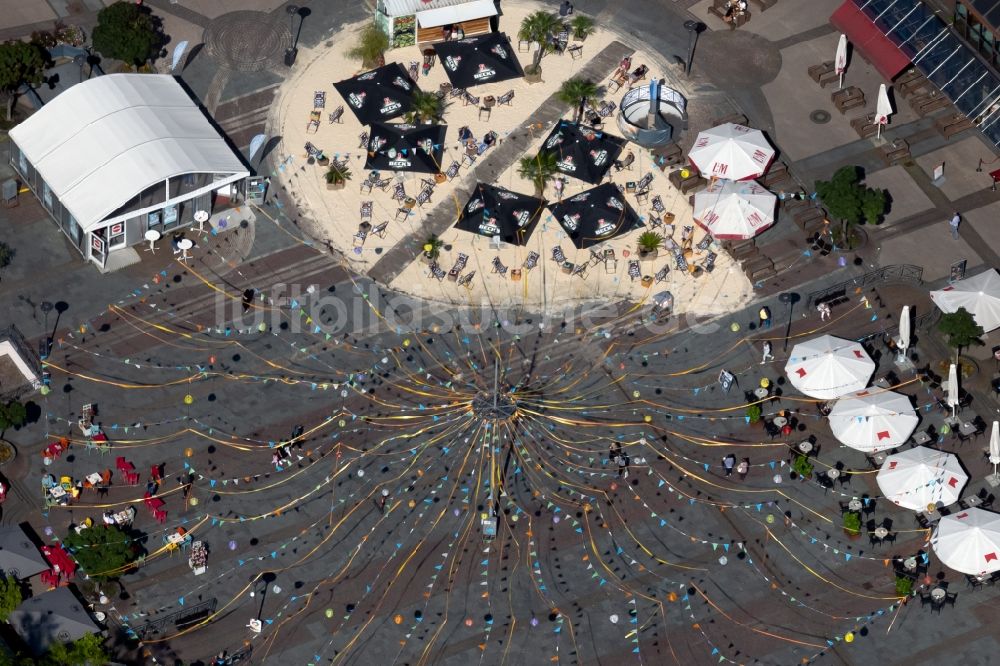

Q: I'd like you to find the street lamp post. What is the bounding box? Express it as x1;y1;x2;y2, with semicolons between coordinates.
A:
683;21;706;77
284;5;301;67
778;292;800;352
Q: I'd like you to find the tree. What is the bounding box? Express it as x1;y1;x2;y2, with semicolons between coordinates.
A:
518;152;558;197
0;575;21;622
813;166;887;246
0;40;47;120
91;2;163;67
0;400;26;435
43;632;108;666
62;525;139;581
405;89;444;124
557;77;600;123
518;11;565;74
938;306;984;364
347;23;389;69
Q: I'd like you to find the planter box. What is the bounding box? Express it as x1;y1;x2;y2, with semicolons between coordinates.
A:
640;275;653;288
524;69;543;84
639;249;658;262
326;181;346;191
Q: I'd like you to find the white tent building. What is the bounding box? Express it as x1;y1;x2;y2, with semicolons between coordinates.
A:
9;74;249;270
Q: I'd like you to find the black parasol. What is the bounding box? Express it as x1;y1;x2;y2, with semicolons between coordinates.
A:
547;183;643;249
333;63;418;124
433;33;525;89
539;120;626;184
365;123;447;174
454;183;544;246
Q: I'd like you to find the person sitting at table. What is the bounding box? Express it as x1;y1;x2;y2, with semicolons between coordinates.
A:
103;510;116;526
146;478;158;496
458;126;473;142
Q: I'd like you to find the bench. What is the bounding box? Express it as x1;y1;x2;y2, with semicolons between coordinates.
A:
650;142;683;170
815;288;848;309
808;61;833;83
935;113;974;139
749;0;776;12
760;162;790;187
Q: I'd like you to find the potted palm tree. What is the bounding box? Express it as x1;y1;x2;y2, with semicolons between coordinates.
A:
518;152;558;197
557;77;600;123
637;231;663;261
570;15;595;41
519;11;565;82
842;511;862;539
347;23;390;69
421;234;444;263
325;163;352;190
405;89;444;124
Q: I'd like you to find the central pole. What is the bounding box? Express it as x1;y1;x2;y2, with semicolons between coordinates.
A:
493;358;499;414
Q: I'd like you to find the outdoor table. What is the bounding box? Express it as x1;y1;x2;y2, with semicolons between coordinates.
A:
144;229;161;252
440;82;452;94
403;197;416;210
847;499;862;512
920;509;941;524
964;494;983;508
113;510;132;526
773;416;788;428
483;96;496;108
903;557;918;571
959;421;977;436
875;377;891;389
872;452;887;466
798;441;813;454
86;473;102;485
753;387;769;400
913;430;931;445
358;221;371;233
177;238;194;251
930;587;946;601
874;527;889;539
561;261;574;274
826;469;841;480
48;486;66;500
167;532;186;546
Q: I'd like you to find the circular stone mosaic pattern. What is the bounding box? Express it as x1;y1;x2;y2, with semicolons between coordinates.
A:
810;109;832;124
203;11;292;72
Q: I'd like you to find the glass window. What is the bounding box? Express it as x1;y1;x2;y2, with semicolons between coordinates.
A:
17;149;26;176
68;216;82;247
41;181;52;210
107;221;125;248
163;204;179;229
147;210;161;230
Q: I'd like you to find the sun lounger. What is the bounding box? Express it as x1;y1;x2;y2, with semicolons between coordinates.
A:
628;260;641;281
552;246;566;263
523;251;539;270
314;91;326;108
458;271;475;287
491;256;508;276
328;106;343;123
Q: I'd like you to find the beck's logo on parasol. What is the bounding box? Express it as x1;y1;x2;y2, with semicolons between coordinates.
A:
467;198;485;213
388;157;412;168
595;219;615;236
556;156;576;172
590;149;608;166
513;209;531;227
380;97;402;114
545;132;564;149
496;191;518;200
370;135;387;151
392;76;412;91
478;217;500;235
474;63;497;80
562;213;581;231
445;55;462;71
348;92;367;108
490;44;509;60
357;71;377;80
606;196;623;211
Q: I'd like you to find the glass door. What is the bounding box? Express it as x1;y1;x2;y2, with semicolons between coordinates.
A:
147;210;161;233
108;221;126;248
90;230;107;268
163;204;179;230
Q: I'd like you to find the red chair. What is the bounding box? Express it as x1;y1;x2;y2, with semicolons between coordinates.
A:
154;509;167;524
143;491;153;509
125;471;140;486
115;456;127;471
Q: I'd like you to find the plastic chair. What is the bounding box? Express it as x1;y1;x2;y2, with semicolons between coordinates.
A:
154;509;168;524
60;476;73;491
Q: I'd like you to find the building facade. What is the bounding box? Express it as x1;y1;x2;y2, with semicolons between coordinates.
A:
8;74;249;270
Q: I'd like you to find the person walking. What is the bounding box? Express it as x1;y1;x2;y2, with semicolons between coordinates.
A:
722;454;736;476
379;489;389;514
618;453;630;479
950;211;961;240
242;288;255;314
817;302;831;321
761;341;774;364
758;306;771;329
736;458;749;481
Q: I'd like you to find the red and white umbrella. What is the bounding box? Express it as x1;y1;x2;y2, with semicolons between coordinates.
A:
687;123;775;181
930;268;1000;332
876;446;968;511
875;84;893;139
692;180;775;240
932;508;1000;575
784;335;874;400
834;34;848;88
827;389;918;452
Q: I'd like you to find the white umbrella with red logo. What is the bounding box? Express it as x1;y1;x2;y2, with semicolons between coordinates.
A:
835;34;848;89
827;389;919;452
784;335;874;400
692;179;775;240
932;508;1000;575
875;84;893;139
877;446;968;511
687;123;775;181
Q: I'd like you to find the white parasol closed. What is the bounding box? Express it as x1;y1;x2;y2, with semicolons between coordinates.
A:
947;363;959;418
687;123;775;181
835;34;848;88
990;421;1000;478
692;180;776;240
784;335;874;400
897;305;910;360
929;269;1000;332
827;389;919;452
875;84;893;139
932;508;1000;575
876;446;967;511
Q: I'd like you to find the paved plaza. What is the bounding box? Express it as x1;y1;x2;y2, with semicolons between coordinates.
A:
3;1;1000;665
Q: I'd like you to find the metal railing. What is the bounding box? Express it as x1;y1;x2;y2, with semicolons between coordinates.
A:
806;264;924;307
129;598;217;638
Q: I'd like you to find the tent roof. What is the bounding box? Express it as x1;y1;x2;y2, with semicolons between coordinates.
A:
417;0;498;26
0;525;49;580
9;74;248;232
8;587;100;655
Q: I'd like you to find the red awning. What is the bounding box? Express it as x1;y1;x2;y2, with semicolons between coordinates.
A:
830;0;911;81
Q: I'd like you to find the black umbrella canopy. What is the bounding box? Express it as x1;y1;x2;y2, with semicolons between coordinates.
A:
548;183;643;249
539;120;627;184
454;183;545;246
433;33;525;89
333;63;418;124
365;123;447;174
